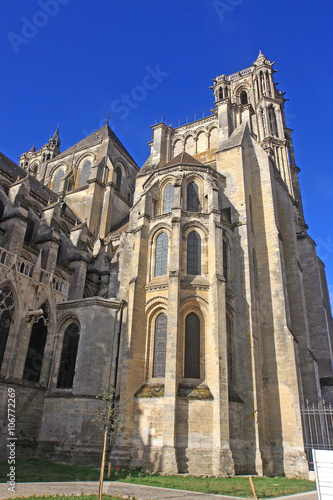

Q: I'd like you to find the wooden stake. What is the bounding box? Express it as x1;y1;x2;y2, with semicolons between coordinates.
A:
98;430;108;500
108;461;111;479
249;476;258;500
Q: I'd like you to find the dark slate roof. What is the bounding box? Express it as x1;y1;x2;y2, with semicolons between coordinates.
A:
59;124;139;169
164;151;205;168
0;152;58;203
139;151;205;176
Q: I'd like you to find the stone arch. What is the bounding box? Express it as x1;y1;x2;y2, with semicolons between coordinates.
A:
145;300;168;380
29;162;39;177
183;174;204;213
180;301;206;380
0;182;10;195
148;223;172;281
234;83;251;104
173;138;183;157
208;127;218;149
184;135;195;155
196;130;208;153
51;165;67;193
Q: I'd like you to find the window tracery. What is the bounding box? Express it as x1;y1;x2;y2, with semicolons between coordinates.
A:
155;232;168;277
153;313;167;377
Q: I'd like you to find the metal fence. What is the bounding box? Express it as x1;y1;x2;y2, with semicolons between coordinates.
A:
155;109;215;128
301;400;333;469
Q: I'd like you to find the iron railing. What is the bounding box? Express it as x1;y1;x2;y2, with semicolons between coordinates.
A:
155;109;215;129
301;399;333;470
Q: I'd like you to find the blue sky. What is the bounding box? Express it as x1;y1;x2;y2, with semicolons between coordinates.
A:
1;0;333;305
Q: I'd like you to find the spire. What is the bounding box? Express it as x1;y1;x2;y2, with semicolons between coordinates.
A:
53;124;60;141
48;124;61;149
106;113;110;126
28;144;36;153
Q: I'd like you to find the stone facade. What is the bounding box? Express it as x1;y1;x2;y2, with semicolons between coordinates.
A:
0;52;332;478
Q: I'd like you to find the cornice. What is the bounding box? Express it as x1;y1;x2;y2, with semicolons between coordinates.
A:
57;297;122;310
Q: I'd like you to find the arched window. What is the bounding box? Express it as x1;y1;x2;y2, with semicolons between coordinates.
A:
225;86;229;98
240;90;248;105
268;107;278;137
24;220;34;243
0;200;4;220
153;313;167;377
265;71;271;97
115;166;122;192
223;238;229;282
163;184;174;213
185;312;200;378
260;71;265;95
57;323;80;388
187;181;200;212
23;304;48;382
155;232;168;277
218;87;223;100
78;160;91;188
187;231;201;275
226;314;233;386
0;284;15;370
53;168;65;193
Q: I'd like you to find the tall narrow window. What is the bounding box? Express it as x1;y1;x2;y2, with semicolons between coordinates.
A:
260;71;266;95
78;160;91;188
153;313;167;377
268;107;278;137
226;315;233;386
0;284;15;370
115;167;122;192
187;231;201;275
24;220;34;243
185;312;200;378
0;200;4;220
240;90;248;105
265;71;271;97
163;184;174;213
53;168;65;193
218;87;223;100
57;323;80;388
223;238;228;282
23;304;48;382
187;181;200;212
155;232;168;277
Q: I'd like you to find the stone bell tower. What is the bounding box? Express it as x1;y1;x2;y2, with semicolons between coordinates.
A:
19;125;61;180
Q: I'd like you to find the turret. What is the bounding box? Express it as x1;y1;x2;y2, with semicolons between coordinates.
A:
19;125;61;181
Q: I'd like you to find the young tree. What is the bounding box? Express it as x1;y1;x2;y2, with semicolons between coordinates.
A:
93;386;123;500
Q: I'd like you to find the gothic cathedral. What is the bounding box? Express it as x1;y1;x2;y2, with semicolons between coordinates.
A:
0;52;332;477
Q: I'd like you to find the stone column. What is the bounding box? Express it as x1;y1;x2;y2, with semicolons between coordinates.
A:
161;213;181;473
208;208;234;475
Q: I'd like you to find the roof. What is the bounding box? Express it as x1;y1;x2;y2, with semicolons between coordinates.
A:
57;124;139;169
139;151;205;176
164;151;205;168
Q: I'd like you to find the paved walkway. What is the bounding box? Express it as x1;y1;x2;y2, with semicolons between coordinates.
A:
0;481;318;500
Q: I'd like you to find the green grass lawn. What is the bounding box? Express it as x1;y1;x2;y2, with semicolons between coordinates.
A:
0;458;316;498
